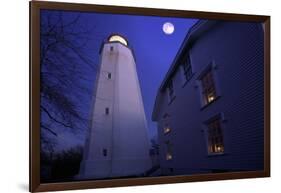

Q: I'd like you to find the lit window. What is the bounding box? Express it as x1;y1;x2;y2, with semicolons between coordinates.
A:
162;114;171;134
105;107;109;115
165;141;173;160
207;117;224;154
182;55;192;81
167;79;175;102
164;127;171;134
166;153;172;160
201;69;217;105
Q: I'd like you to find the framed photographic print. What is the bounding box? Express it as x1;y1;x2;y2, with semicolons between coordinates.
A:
29;1;270;192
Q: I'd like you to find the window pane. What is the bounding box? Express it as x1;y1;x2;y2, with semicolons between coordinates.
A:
103;149;107;156
201;69;217;105
207;117;224;154
105;107;109;115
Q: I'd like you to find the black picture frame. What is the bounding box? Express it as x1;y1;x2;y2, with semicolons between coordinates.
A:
30;1;270;192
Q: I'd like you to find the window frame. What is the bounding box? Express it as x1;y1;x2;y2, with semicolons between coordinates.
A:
165;141;173;160
197;62;221;108
202;113;226;156
201;69;217;104
162;113;171;135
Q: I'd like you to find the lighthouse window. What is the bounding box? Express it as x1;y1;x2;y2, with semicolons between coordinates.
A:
102;149;107;157
105;107;109;115
107;73;111;79
110;46;114;51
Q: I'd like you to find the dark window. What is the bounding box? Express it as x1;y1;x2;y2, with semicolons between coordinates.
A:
167;79;175;101
102;149;107;157
105;107;109;115
110;46;114;51
201;69;217;105
107;73;111;79
207;118;224;154
182;56;192;81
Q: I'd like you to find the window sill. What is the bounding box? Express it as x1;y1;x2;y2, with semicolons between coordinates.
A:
207;152;227;157
200;95;221;111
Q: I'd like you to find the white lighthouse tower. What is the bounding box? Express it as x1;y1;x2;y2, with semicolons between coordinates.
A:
79;34;152;179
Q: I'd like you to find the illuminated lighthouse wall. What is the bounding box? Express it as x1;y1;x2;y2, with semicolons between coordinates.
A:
79;35;152;179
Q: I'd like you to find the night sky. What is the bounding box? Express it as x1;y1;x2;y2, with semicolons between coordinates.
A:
40;10;197;151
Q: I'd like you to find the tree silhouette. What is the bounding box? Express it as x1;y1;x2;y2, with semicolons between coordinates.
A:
40;11;96;154
41;145;83;182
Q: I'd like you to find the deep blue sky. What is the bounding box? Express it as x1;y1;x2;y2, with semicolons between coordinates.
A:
41;10;197;151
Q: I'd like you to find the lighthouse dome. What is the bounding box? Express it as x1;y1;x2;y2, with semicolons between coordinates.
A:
108;34;128;46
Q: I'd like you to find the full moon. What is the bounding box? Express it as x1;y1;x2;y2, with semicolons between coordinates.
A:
163;22;175;35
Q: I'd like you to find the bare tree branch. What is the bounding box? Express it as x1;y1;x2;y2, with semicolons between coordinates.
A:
41;105;73;129
40;11;95;151
41;124;58;136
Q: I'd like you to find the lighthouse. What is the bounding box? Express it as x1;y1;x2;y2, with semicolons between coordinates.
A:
79;34;152;179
